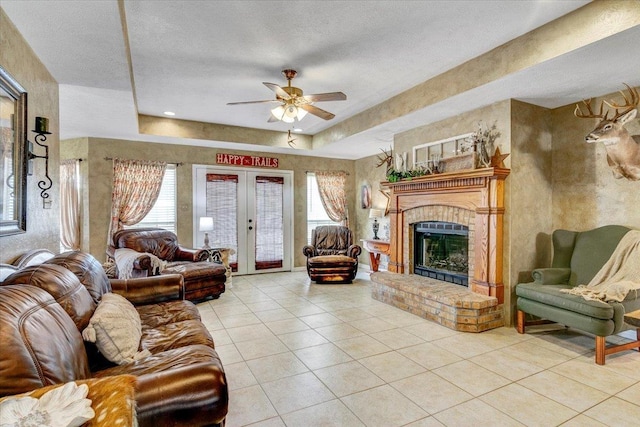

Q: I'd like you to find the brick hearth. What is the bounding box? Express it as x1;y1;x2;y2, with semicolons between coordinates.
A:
370;271;503;332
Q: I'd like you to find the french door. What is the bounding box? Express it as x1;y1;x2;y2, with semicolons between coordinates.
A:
193;165;293;275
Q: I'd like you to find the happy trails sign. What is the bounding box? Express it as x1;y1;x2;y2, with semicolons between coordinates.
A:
216;153;279;168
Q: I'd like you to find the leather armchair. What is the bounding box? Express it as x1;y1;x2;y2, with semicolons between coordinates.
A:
108;228;226;301
303;226;362;284
0;251;228;426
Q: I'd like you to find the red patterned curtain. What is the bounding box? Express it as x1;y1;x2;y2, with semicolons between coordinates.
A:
315;171;349;226
107;159;167;245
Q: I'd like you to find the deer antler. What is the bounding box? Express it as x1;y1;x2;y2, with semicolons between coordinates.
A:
575;83;639;121
375;147;393;168
574;98;607;120
604;83;639;121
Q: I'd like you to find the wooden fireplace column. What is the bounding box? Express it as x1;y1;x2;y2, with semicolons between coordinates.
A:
383;167;510;304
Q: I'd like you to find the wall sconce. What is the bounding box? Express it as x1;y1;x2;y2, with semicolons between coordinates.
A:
28;116;52;208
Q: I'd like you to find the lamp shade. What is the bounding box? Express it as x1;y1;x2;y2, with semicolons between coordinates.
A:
199;216;214;231
369;208;384;219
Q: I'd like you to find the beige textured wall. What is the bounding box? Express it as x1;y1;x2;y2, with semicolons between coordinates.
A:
354;154;391;267
60;137;356;266
552;90;640;230
1;9;59;263
508;100;554;321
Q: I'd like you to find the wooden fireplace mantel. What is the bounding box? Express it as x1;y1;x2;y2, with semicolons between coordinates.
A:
382;167;510;303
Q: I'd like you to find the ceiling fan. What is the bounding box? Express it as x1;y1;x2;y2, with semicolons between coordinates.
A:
227;69;346;123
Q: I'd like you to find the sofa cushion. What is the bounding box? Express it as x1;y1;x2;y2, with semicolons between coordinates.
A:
2;264;96;331
46;252;112;305
136;300;201;329
308;255;358;267
93;345;228;426
516;283;614;320
0;285;91;397
82;293;150;365
141;320;215;354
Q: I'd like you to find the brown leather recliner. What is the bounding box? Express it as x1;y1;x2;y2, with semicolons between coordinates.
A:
303;225;362;284
108;228;226;301
0;251;228;427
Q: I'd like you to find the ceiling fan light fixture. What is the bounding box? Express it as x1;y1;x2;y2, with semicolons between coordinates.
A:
296;108;308;121
284;104;298;119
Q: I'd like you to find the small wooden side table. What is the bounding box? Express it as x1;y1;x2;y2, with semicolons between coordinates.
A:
360;239;390;272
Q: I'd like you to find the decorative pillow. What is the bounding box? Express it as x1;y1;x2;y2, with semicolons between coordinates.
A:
82;293;151;365
0;375;137;427
0;381;94;427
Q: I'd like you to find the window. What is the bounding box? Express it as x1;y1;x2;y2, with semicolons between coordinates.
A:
127;164;176;233
307;173;339;244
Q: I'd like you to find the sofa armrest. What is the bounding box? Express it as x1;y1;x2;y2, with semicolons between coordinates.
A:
303;245;316;258
347;244;362;259
531;268;571;285
110;274;184;304
174;247;208;262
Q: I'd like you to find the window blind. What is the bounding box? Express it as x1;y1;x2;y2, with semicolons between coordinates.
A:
205;173;238;269
255;176;284;270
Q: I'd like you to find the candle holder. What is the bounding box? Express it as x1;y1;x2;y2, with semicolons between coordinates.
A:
28;116;52;208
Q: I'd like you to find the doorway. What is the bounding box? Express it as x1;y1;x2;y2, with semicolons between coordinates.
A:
193;165;293;275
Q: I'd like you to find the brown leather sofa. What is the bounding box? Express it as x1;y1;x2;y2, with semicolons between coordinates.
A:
108;228;227;301
303;225;362;284
0;251;228;427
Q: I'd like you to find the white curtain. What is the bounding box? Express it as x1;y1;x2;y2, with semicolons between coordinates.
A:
60;159;80;250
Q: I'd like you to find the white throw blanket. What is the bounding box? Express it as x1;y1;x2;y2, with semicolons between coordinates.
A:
561;230;640;302
114;248;166;279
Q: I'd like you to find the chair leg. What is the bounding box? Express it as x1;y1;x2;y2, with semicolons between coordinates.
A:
595;331;640;365
595;336;606;365
516;310;525;334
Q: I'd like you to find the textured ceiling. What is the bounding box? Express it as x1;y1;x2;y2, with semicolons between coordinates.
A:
3;1;639;159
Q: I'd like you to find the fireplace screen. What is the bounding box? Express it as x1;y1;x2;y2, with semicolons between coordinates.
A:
413;221;469;286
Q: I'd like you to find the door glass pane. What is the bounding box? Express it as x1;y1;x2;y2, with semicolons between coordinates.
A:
255;176;283;270
206;173;238;269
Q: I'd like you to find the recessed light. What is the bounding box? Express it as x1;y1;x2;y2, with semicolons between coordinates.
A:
293;128;302;132
164;111;176;116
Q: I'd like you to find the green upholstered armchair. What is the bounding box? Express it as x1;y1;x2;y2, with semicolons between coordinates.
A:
516;225;640;365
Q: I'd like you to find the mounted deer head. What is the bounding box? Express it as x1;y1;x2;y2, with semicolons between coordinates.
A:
575;83;640;181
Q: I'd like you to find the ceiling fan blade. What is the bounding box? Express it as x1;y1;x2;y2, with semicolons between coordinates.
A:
301;104;335;120
227;100;280;105
263;82;291;100
267;114;280;123
303;92;347;103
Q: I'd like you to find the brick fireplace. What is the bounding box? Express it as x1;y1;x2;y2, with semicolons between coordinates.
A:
384;167;509;303
370;168;509;332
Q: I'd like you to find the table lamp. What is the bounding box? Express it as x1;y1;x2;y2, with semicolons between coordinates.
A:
369;208;384;240
199;216;214;248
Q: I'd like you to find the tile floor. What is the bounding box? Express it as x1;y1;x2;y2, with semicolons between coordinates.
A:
196;271;640;427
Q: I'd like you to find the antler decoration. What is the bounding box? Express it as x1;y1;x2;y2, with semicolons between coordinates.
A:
287;130;296;148
376;147;393;173
574;83;639;121
604;83;639;121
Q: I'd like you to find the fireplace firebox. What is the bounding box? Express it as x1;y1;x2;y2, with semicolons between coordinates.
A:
413;221;469;286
